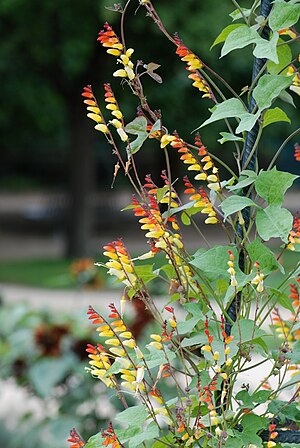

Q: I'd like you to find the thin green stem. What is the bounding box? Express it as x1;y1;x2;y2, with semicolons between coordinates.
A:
268;127;300;170
231;0;248;23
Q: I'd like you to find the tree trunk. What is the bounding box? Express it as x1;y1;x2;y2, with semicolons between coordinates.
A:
65;96;96;258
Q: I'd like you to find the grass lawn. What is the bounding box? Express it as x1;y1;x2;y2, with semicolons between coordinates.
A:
0;259;79;289
0;249;298;290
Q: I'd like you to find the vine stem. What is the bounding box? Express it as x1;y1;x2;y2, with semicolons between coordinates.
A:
268;126;300;170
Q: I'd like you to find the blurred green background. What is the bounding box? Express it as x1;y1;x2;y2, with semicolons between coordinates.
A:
0;0;299;447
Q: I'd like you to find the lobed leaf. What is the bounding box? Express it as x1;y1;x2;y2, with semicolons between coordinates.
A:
262;107;291;128
269;1;300;31
256;205;293;242
221;25;259;58
221;195;258;220
253;74;293;112
248;238;284;273
255;167;298;205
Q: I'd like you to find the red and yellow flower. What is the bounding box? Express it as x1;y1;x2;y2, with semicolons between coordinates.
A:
183;177;219;224
82;85;109;134
103;240;137;287
294;143;300;161
104;84;129;142
287;212;300;251
171;133;221;192
68;428;85;448
98;23;135;81
174;35;214;100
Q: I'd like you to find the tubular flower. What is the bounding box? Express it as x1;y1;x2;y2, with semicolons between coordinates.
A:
103;240;137;287
98;23;135;80
101;422;121;448
82;86;109;134
183;177;218;224
287;212;300;250
289;276;300;308
97;22;123;56
251;261;264;293
85;342;115;388
160;133;176;148
227;250;238;287
279;27;297;39
272;308;293;341
104;84;129;142
287;65;300;96
68;429;85;448
174;35;214;100
133;177;198;293
171;133;221;191
294;142;300;161
87;305;147;395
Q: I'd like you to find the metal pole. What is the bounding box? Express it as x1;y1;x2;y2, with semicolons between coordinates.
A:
225;0;272;336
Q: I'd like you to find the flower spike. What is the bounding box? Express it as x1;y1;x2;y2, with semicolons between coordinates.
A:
82;86;109;134
67;428;85;448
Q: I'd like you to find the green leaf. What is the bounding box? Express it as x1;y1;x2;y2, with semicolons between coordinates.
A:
228;171;257;191
231;319;267;344
218;132;244;145
270;288;294;313
177;316;203;334
263;107;291;128
134;264;157;284
253;74;293;112
286;340;300;364
191;245;243;281
253;32;279;64
144;346;176;369
252;390;272;404
164;200;197;218
239;414;268;447
85;432;104;448
221;25;259;58
235;111;260;134
221;195;258;220
153;435;175;448
181;206;203;225
255;167;298;205
269;2;300;31
156;185;169;203
28;355;75;397
230;8;252;21
279;89;296;107
211;24;244;48
115;405;149;428
128;422;159;448
268;399;300;422
181;333;207;348
125;116;148;155
248;238;284;274
183;302;203;317
256;206;293;242
199;98;246;129
268;39;292;75
115;427;140;445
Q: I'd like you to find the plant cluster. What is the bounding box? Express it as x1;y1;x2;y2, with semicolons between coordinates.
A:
69;1;300;447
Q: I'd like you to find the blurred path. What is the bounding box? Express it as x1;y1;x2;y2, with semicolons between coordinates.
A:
0;283;122;311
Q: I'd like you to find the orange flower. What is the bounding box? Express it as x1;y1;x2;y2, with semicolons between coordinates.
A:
68;428;85;448
174;34;214;100
97;23;123;56
82;85;109;134
183;176;218;224
287;212;300;251
171;133;220;191
294;143;300;161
